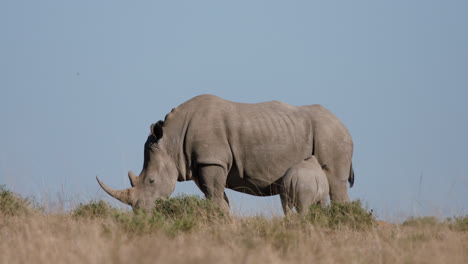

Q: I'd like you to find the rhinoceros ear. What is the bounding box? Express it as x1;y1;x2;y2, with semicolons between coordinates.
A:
150;120;164;141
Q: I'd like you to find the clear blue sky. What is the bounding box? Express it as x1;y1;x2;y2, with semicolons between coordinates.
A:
1;0;467;219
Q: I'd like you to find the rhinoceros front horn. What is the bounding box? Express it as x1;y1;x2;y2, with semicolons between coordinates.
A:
128;171;139;187
96;176;134;206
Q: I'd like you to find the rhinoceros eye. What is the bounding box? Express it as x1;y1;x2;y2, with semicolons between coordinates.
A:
149;179;155;184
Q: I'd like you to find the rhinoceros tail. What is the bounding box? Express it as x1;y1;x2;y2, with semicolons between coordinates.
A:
348;163;355;188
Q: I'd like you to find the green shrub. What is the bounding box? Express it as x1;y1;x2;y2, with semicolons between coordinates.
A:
72;200;119;218
0;185;36;216
112;195;227;235
152;195;225;220
305;200;375;230
446;216;468;232
151;195;227;234
112;210;160;234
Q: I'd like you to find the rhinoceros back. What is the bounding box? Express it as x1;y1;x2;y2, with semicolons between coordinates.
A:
176;95;315;190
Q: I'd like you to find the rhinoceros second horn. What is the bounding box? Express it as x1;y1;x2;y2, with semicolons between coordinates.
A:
128;171;139;187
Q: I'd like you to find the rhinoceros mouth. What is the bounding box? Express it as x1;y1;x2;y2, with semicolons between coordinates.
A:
96;176;135;206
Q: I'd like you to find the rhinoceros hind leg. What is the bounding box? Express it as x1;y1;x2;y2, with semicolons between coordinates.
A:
328;177;350;202
324;162;351;203
280;192;294;216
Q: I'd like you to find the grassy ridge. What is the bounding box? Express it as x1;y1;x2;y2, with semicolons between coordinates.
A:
1;186;467;264
72;196;227;235
0;185;41;216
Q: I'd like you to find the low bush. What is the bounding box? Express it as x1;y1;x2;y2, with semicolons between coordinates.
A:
0;185;37;216
151;195;227;234
72;200;119;219
305;200;375;230
446;216;468;232
94;195;227;235
152;195;225;220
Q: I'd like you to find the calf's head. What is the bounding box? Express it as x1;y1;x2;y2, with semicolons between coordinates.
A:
97;121;178;211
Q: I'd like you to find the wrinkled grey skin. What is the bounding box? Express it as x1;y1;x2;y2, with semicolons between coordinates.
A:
279;156;329;216
97;94;354;212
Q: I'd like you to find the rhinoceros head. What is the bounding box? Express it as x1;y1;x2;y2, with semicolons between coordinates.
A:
96;121;178;211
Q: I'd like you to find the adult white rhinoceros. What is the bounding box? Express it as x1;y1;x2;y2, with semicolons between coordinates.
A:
97;94;354;213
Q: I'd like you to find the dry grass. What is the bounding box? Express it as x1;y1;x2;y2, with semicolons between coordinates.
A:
0;187;467;264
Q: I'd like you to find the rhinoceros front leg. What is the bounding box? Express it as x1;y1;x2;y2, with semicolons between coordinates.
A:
197;165;230;213
193;176;229;206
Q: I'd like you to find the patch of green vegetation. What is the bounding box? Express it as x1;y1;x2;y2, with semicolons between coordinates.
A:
446;216;468;232
305;200;376;230
403;216;440;227
151;195;227;234
112;210;159;234
108;195;227;235
72;200;119;219
0;185;37;216
153;195;225;220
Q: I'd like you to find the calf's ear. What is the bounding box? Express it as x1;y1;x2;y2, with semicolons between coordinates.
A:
150;120;164;140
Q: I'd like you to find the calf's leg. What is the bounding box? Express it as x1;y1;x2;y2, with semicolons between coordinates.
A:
280;192;294;216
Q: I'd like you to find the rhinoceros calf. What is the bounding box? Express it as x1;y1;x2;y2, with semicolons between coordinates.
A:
279;156;329;216
97;94;354;213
